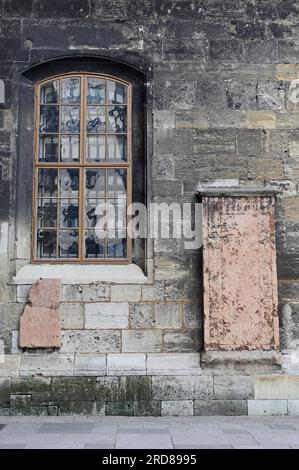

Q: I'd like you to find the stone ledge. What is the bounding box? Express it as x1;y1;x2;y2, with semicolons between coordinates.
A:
196;184;281;197
201;351;282;374
13;263;148;285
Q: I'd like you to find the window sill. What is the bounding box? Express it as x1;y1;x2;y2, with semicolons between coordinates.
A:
13;263;148;285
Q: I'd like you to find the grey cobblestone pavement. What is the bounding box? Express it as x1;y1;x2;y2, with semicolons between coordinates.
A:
0;416;299;449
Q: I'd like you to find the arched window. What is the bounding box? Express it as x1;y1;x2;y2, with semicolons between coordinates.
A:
33;73;132;262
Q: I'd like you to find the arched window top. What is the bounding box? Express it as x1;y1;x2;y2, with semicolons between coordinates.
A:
33;73;132;263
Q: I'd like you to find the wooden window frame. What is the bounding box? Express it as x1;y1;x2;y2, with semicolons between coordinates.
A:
32;72;132;264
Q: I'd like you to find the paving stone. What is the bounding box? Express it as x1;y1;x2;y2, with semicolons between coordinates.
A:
39;423;94;433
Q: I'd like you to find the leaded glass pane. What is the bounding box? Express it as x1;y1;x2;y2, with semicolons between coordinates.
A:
36;229;56;259
41;80;59;104
61;135;80;162
108;80;127;104
107;135;127;161
86;135;105;162
85;230;105;258
107;237;127;258
61;77;80;104
58;230;79;258
85;169;105;198
40;105;59;133
86;106;106;133
38;169;58;198
87;78;105;104
107;105;127;133
61;106;80;133
59;169;79;197
107;169;127;198
60;199;79;228
39;135;59;162
37;199;57;228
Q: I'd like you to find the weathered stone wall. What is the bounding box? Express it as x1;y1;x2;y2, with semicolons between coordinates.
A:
0;0;299;414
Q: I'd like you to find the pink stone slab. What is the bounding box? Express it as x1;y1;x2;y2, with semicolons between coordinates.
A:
28;278;61;309
19;306;61;348
202;196;279;351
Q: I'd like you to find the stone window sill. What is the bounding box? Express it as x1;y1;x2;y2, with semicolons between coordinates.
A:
13;263;148;285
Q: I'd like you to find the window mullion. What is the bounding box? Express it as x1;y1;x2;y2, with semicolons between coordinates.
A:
79;74;85;261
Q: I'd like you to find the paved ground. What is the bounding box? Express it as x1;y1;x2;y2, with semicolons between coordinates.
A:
0;416;299;449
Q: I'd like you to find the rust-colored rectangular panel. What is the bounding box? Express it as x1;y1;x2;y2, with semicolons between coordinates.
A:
203;196;279;351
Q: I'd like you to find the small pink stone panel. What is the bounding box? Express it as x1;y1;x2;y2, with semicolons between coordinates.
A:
19;279;61;348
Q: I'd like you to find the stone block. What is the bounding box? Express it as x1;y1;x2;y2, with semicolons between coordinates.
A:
107;353;146;375
257;81;286;110
59;401;102;416
16;285;31;302
74;354;107;376
129;303;154;328
214;376;254;400
20;354;74;377
161;400;193;416
134;400;161;417
153;110;175;129
105;401;134;416
146;353;201;376
194;400;247;416
118;376;152;402
276;64;299;80
61;330;121;353
51;377;96;402
248;399;287;416
62;283;110;302
11;377;51;396
0;354;21;377
255;375;299;399
28;279;61;309
0;378;10;402
152;156;175;181
152;376;213;400
142;283;164;301
85;302;129;329
287;79;299;109
111;285;141;302
155;303;181;329
60;303;84;329
183;303;202;329
246;111;276;128
163;330;199;353
10;394;31;415
277;111;299;128
287;400;299;416
19;306;61;348
96;376;119;401
122;330;162;353
236;129;262;159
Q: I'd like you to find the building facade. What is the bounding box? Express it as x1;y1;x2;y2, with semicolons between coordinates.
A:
0;0;299;416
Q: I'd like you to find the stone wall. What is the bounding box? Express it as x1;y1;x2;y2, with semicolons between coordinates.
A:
0;0;299;414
